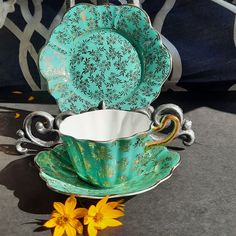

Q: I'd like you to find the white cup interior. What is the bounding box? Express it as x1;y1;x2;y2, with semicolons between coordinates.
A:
59;110;151;141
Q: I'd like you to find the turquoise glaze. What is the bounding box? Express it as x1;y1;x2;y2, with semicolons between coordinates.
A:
59;110;180;188
34;144;180;198
39;4;172;113
61;131;152;188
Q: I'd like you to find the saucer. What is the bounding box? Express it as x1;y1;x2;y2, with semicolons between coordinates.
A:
39;4;172;113
34;145;180;199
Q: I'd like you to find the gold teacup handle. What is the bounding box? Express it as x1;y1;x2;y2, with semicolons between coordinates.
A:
146;114;181;147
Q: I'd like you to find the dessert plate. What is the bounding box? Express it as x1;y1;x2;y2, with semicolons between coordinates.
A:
39;4;172;113
34;144;180;199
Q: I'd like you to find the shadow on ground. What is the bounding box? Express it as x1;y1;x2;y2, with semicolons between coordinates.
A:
0;154;133;214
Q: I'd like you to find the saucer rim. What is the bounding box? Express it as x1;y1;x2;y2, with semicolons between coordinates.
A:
34;144;180;199
38;161;180;199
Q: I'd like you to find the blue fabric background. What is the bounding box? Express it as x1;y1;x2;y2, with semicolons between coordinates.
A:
0;0;235;91
145;0;236;91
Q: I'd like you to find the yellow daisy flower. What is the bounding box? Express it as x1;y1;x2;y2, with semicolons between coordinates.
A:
44;195;87;236
84;196;124;236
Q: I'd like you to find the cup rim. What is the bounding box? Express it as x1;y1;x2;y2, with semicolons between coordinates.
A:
59;109;154;143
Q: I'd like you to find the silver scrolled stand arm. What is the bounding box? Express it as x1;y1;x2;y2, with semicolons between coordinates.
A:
16;103;195;154
16;111;75;154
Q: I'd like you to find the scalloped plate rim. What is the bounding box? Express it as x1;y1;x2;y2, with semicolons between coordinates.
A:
39;3;172;113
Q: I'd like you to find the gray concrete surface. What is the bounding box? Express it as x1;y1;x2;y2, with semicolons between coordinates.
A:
0;93;235;236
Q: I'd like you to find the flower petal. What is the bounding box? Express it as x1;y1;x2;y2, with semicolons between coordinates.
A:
94;221;107;230
15;113;20;119
101;205;124;219
94;218;122;230
43;218;57;228
71;208;88;219
65;196;77;215
88;205;97;217
96;195;109;210
51;211;61;218
28;95;35;101
107;201;125;211
102;218;123;227
53;226;65;236
117;206;125;212
107;199;124;208
84;215;93;225
88;222;98;236
65;224;77;236
53;202;65;215
107;202;118;209
69;219;83;235
117;199;125;204
93;219;103;230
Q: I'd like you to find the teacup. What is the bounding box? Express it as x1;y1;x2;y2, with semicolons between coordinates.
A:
59;109;180;188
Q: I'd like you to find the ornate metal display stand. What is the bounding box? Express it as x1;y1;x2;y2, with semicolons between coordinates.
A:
16;104;195;154
15;1;195;154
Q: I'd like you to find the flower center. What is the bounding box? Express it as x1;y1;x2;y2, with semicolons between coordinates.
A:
56;216;69;226
94;213;103;223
